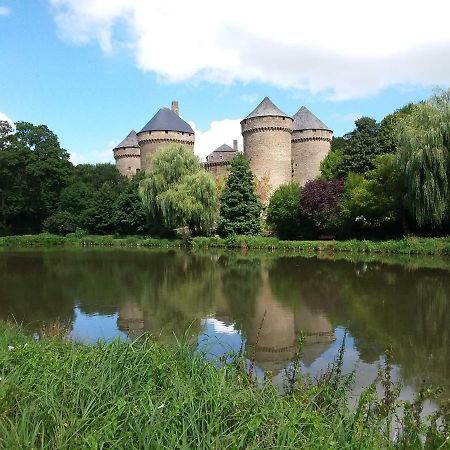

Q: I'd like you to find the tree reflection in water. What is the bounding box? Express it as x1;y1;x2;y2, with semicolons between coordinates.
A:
0;248;449;398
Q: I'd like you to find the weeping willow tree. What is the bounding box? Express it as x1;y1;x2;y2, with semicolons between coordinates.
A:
396;90;450;226
139;145;219;234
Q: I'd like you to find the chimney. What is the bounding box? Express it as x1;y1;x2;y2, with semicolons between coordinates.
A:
171;100;179;116
233;139;238;151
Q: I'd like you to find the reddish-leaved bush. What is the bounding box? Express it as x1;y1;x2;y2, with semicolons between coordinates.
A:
300;178;345;234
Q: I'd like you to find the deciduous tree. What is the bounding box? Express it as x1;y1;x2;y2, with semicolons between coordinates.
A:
266;183;301;239
139;145;218;235
396;90;450;226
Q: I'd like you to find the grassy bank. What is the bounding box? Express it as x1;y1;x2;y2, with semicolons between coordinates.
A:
0;233;450;256
1;323;448;449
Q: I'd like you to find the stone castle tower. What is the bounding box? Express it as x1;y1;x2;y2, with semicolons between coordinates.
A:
241;97;293;194
137;101;195;171
113;98;332;193
291;106;333;186
112;130;141;178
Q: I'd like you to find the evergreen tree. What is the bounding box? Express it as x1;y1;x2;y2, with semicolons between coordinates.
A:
218;154;262;236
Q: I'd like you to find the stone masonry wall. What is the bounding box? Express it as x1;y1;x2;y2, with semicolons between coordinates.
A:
242;116;293;195
291;129;332;186
203;161;231;179
137;130;195;171
114;147;141;178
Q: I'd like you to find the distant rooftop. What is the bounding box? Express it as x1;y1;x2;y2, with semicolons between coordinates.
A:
211;144;237;153
244;96;290;120
139;107;194;134
114;130;139;149
206;143;238;162
293;106;332;131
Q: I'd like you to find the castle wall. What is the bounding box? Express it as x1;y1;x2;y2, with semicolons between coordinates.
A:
203;161;231;179
113;147;141;178
242;116;293;195
137;130;195;171
291;129;332;186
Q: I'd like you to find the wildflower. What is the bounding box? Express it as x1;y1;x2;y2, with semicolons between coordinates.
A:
157;403;165;409
7;345;14;351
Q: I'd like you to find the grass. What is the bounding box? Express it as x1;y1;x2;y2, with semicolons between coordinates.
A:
0;323;449;449
0;233;450;256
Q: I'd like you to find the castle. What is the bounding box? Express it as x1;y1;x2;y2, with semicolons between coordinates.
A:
113;97;332;194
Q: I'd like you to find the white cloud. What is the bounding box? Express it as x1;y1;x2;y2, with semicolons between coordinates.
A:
332;112;362;124
0;112;13;126
49;0;450;99
0;6;11;16
189;118;242;161
239;94;259;104
70;139;116;165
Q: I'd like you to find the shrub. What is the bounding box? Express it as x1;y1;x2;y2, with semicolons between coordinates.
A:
43;211;78;235
300;179;345;236
266;183;301;240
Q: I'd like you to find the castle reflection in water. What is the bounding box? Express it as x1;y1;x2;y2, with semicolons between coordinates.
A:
1;248;449;396
117;266;336;375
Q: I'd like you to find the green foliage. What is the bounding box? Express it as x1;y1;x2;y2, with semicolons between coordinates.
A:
336;117;384;176
0;121;72;233
114;172;147;235
218;154;262;236
320;148;343;180
1;323;448;449
43;211;78;235
71;163;126;190
139;145;218;235
396;90;450;226
2;234;449;257
266;183;301;239
379;103;415;154
84;182;120;234
340;155;404;232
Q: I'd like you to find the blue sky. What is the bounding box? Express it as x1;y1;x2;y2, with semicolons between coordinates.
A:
0;0;448;163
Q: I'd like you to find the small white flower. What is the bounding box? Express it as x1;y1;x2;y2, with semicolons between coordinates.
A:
7;345;14;351
157;403;165;409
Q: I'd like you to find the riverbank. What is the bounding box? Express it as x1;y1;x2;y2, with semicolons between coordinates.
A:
1;323;447;449
1;233;450;256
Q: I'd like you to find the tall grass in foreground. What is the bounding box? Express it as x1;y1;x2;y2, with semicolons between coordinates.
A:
0;323;449;449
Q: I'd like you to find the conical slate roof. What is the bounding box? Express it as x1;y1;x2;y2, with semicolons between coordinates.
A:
212;144;237;153
244;97;289;120
114;130;139;149
139;107;194;134
293;106;331;131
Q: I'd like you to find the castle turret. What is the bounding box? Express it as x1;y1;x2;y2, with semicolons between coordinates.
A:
241;97;293;196
137;101;195;171
291;107;332;186
113;130;141;178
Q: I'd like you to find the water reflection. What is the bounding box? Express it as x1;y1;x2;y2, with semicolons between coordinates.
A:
0;248;449;398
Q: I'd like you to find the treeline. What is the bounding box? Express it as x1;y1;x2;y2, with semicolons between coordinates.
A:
268;90;450;239
1;89;449;239
0;121;147;236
